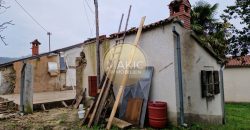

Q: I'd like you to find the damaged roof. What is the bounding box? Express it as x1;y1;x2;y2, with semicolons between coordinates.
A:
226;55;250;68
109;17;180;38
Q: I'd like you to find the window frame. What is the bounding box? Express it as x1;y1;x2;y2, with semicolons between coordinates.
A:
201;70;220;98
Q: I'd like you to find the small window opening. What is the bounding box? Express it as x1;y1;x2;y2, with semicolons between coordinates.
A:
173;5;180;13
184;5;189;13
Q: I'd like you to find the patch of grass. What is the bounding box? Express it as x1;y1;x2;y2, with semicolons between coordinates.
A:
187;103;250;130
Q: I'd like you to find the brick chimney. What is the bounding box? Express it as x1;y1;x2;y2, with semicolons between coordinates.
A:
31;39;41;56
169;0;191;29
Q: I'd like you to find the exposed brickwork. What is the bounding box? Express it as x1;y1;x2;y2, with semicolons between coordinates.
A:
169;0;191;29
31;39;41;56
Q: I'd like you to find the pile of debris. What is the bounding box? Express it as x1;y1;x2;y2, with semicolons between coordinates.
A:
80;65;154;129
0;97;17;120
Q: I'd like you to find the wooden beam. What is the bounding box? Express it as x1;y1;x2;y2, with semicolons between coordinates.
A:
106;16;146;130
105;117;132;129
41;104;46;111
61;101;68;108
82;101;94;125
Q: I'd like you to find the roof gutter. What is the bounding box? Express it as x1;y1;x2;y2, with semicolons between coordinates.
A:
172;26;185;126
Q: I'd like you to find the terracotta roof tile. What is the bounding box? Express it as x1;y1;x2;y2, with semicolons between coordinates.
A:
226;55;250;67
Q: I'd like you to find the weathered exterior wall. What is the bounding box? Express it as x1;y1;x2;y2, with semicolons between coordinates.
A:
81;23;223;125
63;47;83;88
179;25;223;124
224;67;250;102
111;24;178;124
0;66;16;94
13;54;62;93
83;24;179;124
82;40;110;96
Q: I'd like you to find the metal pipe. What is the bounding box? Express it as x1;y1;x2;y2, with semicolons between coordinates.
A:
220;64;226;124
172;26;185;126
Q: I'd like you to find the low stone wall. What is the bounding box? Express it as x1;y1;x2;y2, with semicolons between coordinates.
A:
0;65;16;95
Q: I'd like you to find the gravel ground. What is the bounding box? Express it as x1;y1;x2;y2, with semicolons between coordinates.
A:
0;108;85;130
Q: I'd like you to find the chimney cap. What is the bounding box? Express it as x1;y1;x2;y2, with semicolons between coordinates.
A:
169;0;191;7
31;39;41;45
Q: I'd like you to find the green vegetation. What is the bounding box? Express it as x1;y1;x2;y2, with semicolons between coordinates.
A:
191;1;227;58
183;103;250;130
0;104;249;130
221;0;250;56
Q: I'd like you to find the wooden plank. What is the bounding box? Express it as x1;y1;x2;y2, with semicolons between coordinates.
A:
74;89;86;109
124;98;143;125
87;79;106;127
61;101;68;107
94;79;111;124
41;104;46;111
0;90;76;106
105;117;132;129
106;16;146;130
0;101;12;104
82;101;94;125
87;60;118;127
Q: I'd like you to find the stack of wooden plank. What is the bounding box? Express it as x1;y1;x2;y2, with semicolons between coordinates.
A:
0;99;16;115
81;16;146;130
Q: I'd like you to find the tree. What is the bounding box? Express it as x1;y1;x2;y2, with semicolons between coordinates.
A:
221;0;250;56
191;1;227;58
0;0;13;45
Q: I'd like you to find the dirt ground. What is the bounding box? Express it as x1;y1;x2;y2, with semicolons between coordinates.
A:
0;108;84;130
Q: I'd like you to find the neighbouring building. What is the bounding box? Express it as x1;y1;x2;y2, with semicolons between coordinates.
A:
224;55;250;103
81;0;225;125
0;39;87;95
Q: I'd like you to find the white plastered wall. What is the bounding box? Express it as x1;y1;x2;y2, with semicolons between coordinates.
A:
224;67;250;102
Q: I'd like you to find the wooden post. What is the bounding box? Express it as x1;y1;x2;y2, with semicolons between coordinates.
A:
106;16;146;130
94;0;101;87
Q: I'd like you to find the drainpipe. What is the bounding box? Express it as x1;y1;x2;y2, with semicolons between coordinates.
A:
172;26;185;126
220;64;226;124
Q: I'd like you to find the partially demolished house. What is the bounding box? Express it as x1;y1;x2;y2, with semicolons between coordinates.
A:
81;0;225;126
0;39;88;108
0;0;225;127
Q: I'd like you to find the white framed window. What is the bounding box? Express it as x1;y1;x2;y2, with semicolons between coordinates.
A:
48;62;59;76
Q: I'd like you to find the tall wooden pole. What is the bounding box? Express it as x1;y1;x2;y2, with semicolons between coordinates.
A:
94;0;100;86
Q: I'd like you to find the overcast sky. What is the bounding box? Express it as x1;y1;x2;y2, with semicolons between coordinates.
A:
0;0;235;57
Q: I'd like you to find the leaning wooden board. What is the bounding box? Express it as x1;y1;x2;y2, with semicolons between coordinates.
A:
105;117;132;129
124;98;143;125
119;66;154;128
106;16;146;130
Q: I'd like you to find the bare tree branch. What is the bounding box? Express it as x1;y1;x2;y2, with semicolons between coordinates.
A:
0;35;7;45
0;0;9;9
0;0;12;45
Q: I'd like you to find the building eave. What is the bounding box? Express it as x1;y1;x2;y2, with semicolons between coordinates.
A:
190;32;224;64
